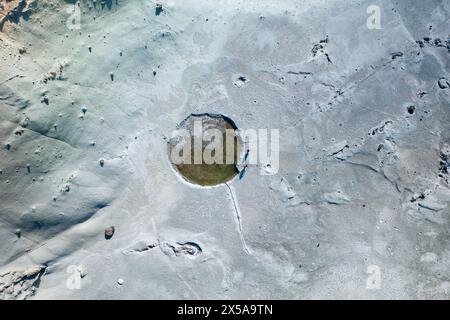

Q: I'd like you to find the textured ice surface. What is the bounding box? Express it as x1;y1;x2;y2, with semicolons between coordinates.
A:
0;0;449;299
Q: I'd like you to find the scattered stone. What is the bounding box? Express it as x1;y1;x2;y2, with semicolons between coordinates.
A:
417;90;427;98
311;37;332;63
77;266;87;278
43;69;62;82
155;3;163;16
319;35;329;44
439;152;449;178
234;76;249;88
48;71;57;80
391;52;403;60
99;159;105;167
312;43;324;56
438;77;450;89
26;164;31;173
5;143;11;151
417;36;450;52
117;278;124;285
14;229;21;238
42;95;49;105
410;193;425;203
88;46;92;53
64;184;70;192
407;105;415;115
105;226;115;239
110;72;114;81
81;106;87;114
18;47;27;54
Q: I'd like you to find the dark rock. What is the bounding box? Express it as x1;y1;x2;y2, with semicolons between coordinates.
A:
391;52;403;60
155;3;163;16
105;226;115;239
438;78;449;89
407;105;415;115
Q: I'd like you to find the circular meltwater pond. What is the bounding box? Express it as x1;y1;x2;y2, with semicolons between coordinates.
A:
167;113;243;187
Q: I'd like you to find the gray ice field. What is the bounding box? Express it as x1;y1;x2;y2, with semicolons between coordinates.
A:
0;0;449;299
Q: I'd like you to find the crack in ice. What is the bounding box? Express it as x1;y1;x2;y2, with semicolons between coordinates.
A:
225;183;251;255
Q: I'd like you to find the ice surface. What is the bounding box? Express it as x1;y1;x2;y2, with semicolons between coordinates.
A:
0;0;449;299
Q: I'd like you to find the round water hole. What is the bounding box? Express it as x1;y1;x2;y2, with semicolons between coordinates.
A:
167;113;242;187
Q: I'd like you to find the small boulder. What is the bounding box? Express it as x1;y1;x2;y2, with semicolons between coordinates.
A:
438;77;450;89
105;226;115;239
407;105;415;115
155;3;163;16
